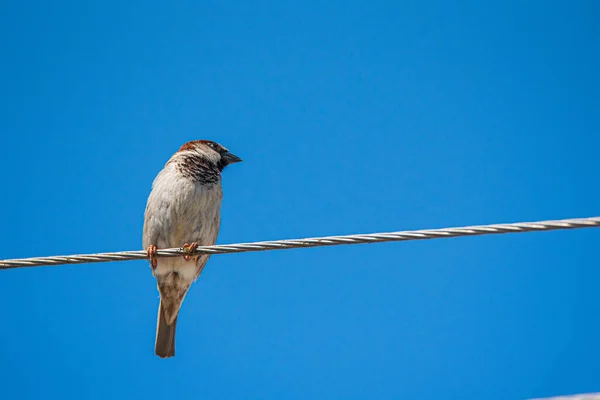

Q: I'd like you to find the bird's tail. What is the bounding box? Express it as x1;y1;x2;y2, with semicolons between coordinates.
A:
155;300;178;358
154;272;192;358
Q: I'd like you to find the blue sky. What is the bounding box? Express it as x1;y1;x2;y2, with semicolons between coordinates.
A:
1;1;599;399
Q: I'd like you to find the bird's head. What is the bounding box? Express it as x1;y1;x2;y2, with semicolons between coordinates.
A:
177;140;242;171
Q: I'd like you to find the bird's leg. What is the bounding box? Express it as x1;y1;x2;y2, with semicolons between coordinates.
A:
146;245;158;270
182;242;199;261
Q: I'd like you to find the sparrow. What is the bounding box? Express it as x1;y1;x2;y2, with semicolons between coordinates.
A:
142;140;242;358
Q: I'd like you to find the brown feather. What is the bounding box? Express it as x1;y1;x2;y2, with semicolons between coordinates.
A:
155;300;177;358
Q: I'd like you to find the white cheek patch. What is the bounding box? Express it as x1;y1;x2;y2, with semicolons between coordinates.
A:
193;147;221;165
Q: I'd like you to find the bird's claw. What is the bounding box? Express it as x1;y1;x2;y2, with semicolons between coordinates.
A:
182;242;198;261
146;245;158;270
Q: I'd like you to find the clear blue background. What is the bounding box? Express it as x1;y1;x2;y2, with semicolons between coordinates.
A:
1;1;598;399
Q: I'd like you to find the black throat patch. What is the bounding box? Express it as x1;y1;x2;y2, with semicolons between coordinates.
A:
173;153;221;184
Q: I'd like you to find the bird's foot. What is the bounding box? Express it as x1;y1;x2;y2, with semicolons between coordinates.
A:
182;242;199;261
146;245;158;270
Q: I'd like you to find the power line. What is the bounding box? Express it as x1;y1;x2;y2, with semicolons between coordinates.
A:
531;394;600;400
1;216;599;270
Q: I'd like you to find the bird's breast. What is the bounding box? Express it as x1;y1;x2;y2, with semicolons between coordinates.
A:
167;179;223;247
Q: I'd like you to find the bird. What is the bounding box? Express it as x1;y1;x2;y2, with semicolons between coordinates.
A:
142;140;242;358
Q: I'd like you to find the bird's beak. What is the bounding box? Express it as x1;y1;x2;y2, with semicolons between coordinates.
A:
222;151;242;164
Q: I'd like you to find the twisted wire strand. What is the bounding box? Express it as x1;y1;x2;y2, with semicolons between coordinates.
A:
531;394;600;400
1;216;599;270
